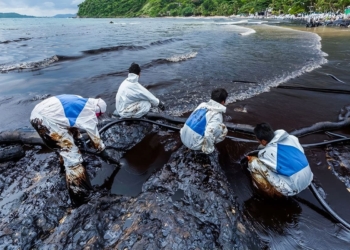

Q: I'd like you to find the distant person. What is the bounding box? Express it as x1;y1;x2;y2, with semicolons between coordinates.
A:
247;123;313;197
30;94;108;206
180;88;228;154
115;63;165;118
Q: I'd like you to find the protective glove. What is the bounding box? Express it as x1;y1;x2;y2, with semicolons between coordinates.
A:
75;137;88;151
158;101;166;111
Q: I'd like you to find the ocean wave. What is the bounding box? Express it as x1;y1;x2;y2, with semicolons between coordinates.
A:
226;56;328;105
166;28;328;115
166;52;198;62
248;21;268;24
224;25;327;104
239;28;256;36
83;38;182;55
16;94;51;104
0;96;14;106
150;38;183;46
112;22;141;25
0;37;31;44
0;56;59;73
1;38;183;73
229;20;249;24
82;45;146;54
90;52;198;80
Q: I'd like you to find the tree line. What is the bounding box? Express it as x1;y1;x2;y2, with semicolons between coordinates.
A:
77;0;350;18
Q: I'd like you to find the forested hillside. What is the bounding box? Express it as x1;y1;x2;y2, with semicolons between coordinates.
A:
77;0;350;17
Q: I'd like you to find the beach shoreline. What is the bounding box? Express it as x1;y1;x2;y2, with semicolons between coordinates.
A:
226;24;350;130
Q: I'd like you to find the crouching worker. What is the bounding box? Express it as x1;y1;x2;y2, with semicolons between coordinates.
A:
247;123;313;197
180;88;228;154
30;94;107;206
115;62;165;118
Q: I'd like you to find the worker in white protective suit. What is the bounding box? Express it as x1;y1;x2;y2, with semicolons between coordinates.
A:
247;123;313;197
30;94;107;206
115;63;165;118
180;88;228;154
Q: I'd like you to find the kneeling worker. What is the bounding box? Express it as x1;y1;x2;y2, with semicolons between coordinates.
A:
247;123;313;197
180;88;228;154
115;62;165;118
30;94;108;206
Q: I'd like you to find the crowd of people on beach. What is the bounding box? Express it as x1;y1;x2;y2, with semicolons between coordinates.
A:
235;10;350;27
30;62;314;207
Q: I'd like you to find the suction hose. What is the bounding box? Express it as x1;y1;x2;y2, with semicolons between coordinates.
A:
309;183;350;230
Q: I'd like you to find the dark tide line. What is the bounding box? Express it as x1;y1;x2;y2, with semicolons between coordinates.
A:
82;38;182;55
0;37;32;44
90;58;183;80
82;45;146;55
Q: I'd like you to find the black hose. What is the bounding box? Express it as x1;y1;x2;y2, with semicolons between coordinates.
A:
309;183;350;230
242;137;350;161
98;117;180;133
325;131;347;138
97;117;257;143
290;118;350;137
145;112;255;134
302;137;350;148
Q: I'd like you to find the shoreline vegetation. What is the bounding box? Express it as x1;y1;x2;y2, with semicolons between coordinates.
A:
76;0;350;19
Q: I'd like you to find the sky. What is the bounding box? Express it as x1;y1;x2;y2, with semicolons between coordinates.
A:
0;0;85;17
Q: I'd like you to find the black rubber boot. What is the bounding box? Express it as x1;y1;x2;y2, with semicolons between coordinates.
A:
65;163;93;207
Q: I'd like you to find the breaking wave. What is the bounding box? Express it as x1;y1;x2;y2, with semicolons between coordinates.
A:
1;38;183;73
166;29;328;116
229;20;249;24
91;52;198;79
0;55;83;73
16;94;51;104
150;38;183;46
82;45;146;54
226;39;328;105
240;28;256;36
166;52;198;62
84;38;182;55
0;56;59;73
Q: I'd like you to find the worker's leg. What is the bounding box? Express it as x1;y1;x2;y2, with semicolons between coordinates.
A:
247;157;283;198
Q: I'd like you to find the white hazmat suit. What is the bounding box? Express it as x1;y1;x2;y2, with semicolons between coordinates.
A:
30;94;106;168
30;94;107;206
180;99;228;154
115;73;159;118
248;129;313;196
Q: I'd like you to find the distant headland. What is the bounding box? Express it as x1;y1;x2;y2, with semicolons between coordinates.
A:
0;13;76;18
0;13;36;18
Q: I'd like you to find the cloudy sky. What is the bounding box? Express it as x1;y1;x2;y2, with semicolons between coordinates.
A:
0;0;85;16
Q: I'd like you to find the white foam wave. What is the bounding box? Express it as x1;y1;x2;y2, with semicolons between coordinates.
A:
225;57;328;105
225;24;328;104
240;28;256;36
230;20;248;24
248;21;268;24
166;52;198;62
0;56;59;73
